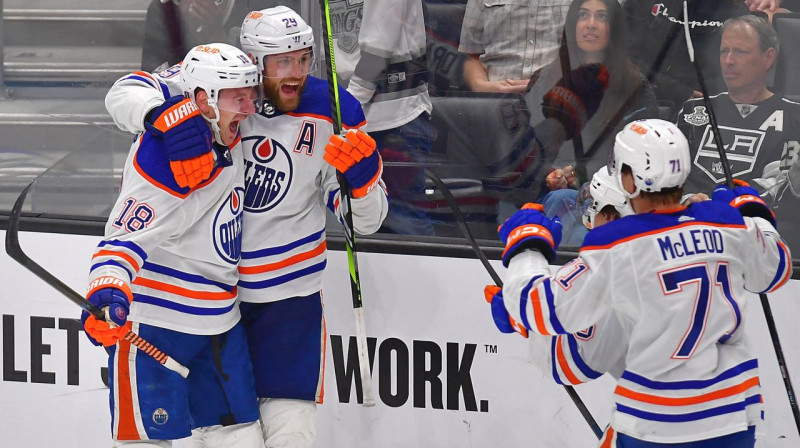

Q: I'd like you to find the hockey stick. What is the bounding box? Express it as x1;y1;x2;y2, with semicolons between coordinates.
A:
683;2;800;435
424;169;603;440
5;182;190;378
319;0;375;407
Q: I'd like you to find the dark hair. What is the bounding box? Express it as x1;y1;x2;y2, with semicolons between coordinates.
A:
561;0;642;116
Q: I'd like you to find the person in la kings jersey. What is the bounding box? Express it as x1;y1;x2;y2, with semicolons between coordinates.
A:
677;15;800;251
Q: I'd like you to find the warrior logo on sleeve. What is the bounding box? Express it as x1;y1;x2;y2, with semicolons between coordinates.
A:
213;187;244;264
242;135;293;213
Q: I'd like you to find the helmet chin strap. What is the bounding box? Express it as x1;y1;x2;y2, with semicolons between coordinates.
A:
202;100;225;145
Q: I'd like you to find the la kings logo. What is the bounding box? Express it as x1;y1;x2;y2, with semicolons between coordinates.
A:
242;135;293;213
694;109;786;183
695;125;765;182
330;0;363;54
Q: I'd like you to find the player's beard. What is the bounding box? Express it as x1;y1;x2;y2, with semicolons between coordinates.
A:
263;75;307;113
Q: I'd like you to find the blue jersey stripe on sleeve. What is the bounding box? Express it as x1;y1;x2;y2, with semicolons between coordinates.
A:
90;260;134;282
764;240;789;292
566;335;603;380
99;239;148;260
551;337;565;385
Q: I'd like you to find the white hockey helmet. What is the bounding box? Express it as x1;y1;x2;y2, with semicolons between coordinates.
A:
581;166;635;229
608;119;691;198
240;6;315;74
180;43;261;143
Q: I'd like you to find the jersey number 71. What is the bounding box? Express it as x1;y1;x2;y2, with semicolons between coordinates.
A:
658;262;741;359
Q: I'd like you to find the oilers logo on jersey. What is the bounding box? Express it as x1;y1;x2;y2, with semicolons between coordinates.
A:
213;186;244;264
152;408;169;425
242;135;293;213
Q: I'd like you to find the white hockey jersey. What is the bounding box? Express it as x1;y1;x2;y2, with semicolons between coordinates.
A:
89;129;245;335
105;68;388;304
344;0;433;132
531;305;630;386
504;201;792;443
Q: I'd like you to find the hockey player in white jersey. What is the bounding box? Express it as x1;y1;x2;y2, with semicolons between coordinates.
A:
82;43;263;447
104;6;388;447
485;166;633;384
494;119;792;446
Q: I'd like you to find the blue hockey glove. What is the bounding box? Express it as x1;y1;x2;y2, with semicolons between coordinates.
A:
712;179;777;228
499;203;562;266
484;285;528;337
324;129;383;198
146;96;215;189
542;64;609;140
81;277;132;347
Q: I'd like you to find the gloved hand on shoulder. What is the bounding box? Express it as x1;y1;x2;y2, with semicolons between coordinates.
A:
712;179;776;227
146;96;215;189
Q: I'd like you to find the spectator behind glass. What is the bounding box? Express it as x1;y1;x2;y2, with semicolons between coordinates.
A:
141;0;301;71
343;0;436;236
522;0;658;246
623;0;752;119
458;0;573;93
677;14;800;252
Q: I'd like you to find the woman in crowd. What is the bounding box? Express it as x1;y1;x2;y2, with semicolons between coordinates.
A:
522;0;659;245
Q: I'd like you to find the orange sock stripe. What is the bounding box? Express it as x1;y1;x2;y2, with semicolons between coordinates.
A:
600;426;615;448
115;338;141;440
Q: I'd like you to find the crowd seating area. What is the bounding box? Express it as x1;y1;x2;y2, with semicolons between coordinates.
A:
2;0;800;259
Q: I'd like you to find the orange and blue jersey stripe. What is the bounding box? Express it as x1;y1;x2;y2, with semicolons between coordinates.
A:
91;239;148;278
238;229;328;290
764;239;792;293
119;71;169;100
551;334;603;385
615;359;761;423
519;275;565;336
130;262;238;316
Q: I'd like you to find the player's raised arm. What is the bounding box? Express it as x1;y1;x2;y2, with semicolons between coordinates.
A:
105;63;219;189
711;180;793;293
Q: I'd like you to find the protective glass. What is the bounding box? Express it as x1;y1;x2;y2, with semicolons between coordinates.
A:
263;49;317;79
216;85;263;115
578;182;596;229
